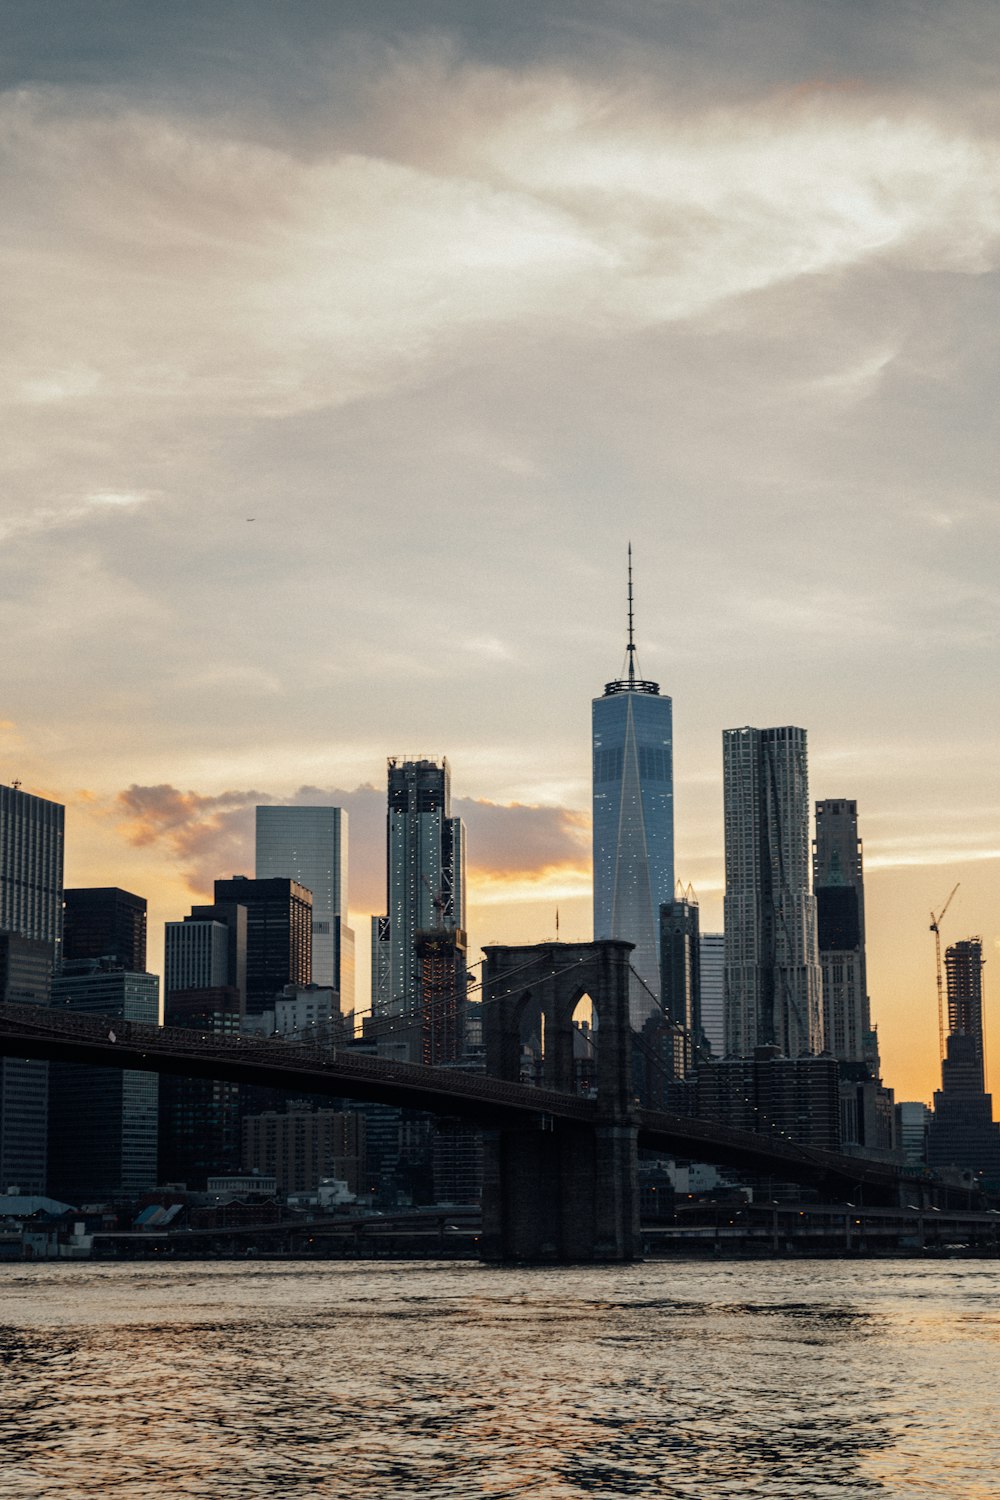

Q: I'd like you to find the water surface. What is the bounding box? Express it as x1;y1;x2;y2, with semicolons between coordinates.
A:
1;1259;997;1497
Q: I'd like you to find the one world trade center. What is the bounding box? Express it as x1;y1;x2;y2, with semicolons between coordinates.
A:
592;550;674;1027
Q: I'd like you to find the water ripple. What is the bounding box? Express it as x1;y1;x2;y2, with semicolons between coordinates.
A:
0;1260;997;1497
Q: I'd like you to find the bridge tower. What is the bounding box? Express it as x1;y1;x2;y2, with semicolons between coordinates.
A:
480;939;640;1263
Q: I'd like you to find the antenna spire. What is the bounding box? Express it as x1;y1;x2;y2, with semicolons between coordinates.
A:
627;542;636;687
602;540;660;697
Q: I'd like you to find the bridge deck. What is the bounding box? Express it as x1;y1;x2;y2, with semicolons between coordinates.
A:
0;1002;924;1194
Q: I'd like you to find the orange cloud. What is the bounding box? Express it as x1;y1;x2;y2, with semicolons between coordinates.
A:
110;783;591;909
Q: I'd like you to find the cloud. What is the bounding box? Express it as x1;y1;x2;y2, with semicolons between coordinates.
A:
110;782;591;909
0;489;151;544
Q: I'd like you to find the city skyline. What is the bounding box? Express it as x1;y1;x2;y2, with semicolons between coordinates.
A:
1;2;997;1108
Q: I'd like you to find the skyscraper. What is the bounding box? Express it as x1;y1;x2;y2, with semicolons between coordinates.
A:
659;888;701;1074
592;551;674;1027
699;932;725;1057
160;900;247;1189
0;784;64;1196
255;805;355;1011
945;938;986;1080
213;876;312;1017
927;942;1000;1178
0;784;64;957
63;887;147;972
813;799;872;1065
723;726;822;1058
49;960;160;1203
371;758;465;1022
0;933;53;1194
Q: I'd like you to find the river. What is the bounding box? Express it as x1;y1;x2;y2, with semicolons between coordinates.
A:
0;1259;996;1497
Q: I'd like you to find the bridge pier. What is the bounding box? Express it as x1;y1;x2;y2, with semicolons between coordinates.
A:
480;940;640;1263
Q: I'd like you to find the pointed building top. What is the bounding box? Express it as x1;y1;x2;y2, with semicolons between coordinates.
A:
603;543;659;696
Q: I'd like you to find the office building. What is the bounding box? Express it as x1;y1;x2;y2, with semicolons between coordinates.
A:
255;805;355;1011
896;1101;931;1167
0;784;65;958
213;877;311;1017
159;900;247;1188
0;785;64;1197
659;887;701;1074
49;960;160;1203
723;726;822;1058
699;932;725;1057
0;933;53;1194
813;801;871;1065
159;986;243;1188
593;551;673;1027
371;758;465;1022
63;887;147;971
165;906;247;1000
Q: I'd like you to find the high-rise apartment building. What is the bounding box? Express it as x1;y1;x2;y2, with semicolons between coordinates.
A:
927;944;999;1179
0;784;64;1196
63;887;147;971
371;758;465;1021
592;553;674;1027
243;1103;365;1197
813;800;871;1064
213;877;311;1017
255;805;355;1012
723;726;822;1058
945;939;985;1078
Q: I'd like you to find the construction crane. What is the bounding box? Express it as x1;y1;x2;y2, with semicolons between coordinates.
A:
930;883;960;1061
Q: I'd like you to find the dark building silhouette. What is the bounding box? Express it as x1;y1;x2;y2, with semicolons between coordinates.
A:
927;943;999;1179
0;933;53;1194
49;959;159;1204
166;901;247;1015
696;1047;841;1151
659;888;702;1073
242;1103;365;1197
158;986;243;1188
63;887;147;971
0;785;64;1197
213;877;311;1017
946;939;985;1076
415;928;467;1065
813;800;875;1067
927;1033;1000;1180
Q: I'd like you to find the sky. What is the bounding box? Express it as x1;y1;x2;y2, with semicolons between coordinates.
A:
2;1;998;1106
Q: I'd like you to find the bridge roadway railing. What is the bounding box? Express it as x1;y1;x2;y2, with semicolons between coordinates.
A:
638;1105;911;1191
0;1002;919;1192
0;1002;597;1124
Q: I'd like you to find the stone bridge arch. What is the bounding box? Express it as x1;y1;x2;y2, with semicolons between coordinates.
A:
480;940;639;1262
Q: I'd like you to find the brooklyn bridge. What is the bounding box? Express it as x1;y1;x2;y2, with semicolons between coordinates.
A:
0;940;939;1261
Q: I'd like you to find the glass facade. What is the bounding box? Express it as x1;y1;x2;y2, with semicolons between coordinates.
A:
593;689;674;1027
255;806;354;1010
213;877;312;1018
